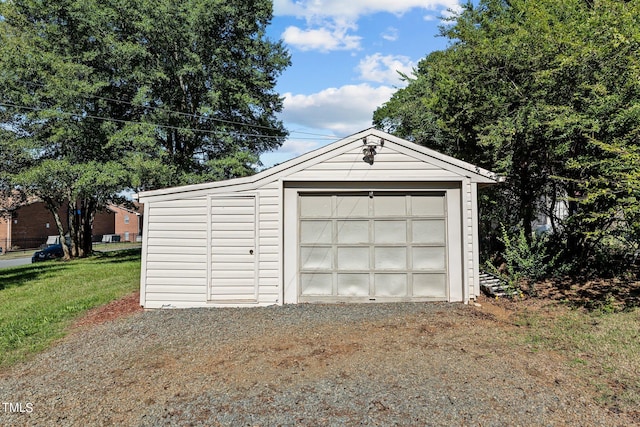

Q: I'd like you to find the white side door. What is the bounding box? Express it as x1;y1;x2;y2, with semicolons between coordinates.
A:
209;196;258;302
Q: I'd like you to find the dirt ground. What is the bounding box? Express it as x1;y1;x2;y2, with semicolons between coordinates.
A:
70;290;144;329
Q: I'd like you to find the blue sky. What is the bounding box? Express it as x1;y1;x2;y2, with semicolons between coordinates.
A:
260;0;465;167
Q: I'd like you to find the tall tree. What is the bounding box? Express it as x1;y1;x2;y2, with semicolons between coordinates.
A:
0;0;290;257
374;0;640;267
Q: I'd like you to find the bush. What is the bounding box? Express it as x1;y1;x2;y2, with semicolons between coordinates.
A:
489;225;559;296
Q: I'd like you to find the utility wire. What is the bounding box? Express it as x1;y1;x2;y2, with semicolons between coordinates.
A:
0;100;339;140
13;79;338;139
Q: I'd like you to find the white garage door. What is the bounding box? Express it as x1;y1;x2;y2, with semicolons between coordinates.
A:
298;192;448;302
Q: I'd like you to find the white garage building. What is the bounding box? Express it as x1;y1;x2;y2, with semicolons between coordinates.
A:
136;128;498;308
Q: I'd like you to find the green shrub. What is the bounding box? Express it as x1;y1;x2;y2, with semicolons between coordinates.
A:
490;225;559;296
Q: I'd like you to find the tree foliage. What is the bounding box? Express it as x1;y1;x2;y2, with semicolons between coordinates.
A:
0;0;290;257
374;0;640;272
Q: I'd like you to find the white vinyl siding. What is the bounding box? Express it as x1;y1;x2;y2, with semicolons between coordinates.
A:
255;182;281;303
287;148;463;181
459;178;477;302
144;198;208;308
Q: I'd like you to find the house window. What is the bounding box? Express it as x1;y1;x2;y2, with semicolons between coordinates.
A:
124;215;130;224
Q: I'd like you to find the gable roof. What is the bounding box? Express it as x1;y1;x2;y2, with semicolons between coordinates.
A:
137;128;499;202
106;203;142;215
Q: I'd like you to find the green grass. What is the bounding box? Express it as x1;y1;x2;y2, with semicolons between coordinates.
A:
516;307;640;412
0;249;141;368
92;242;142;252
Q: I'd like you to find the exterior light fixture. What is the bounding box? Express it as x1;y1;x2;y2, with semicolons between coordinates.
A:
362;145;376;164
362;137;384;165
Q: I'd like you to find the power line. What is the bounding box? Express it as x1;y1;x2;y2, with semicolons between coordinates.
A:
13;79;338;139
0;100;338;141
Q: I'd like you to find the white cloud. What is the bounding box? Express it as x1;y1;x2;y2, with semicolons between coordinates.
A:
381;27;399;42
281;84;397;135
282;24;361;52
357;53;415;86
260;137;329;167
277;139;322;155
275;0;462;52
273;0;462;21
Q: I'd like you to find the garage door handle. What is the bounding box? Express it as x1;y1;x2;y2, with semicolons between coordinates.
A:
249;249;254;255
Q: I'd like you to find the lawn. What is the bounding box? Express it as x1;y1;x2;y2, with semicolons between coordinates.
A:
514;303;640;414
0;249;141;367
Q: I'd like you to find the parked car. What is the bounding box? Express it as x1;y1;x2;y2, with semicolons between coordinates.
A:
32;245;64;263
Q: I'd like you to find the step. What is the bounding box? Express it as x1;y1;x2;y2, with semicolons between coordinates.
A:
479;271;509;297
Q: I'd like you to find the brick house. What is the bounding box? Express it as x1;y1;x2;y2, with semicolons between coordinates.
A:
94;204;143;243
0;201;143;252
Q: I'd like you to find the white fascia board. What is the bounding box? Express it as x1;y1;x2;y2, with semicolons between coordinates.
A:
374;131;499;183
138;180;261;203
137;175;254;202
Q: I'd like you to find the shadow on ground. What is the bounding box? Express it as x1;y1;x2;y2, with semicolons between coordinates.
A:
0;264;72;291
533;278;640;311
90;248;141;265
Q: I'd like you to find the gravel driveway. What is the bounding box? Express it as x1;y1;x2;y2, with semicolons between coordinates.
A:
0;301;629;426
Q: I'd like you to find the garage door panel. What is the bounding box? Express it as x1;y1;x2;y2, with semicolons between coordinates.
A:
300;246;333;270
300;196;332;217
336;196;368;216
337;274;369;296
375;274;407;297
412;247;446;270
374;247;407;270
412;195;445;216
300;221;332;244
300;273;332;295
374;195;406;216
413;274;447;297
336;220;369;243
412;220;446;244
374;221;407;243
337;247;369;270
